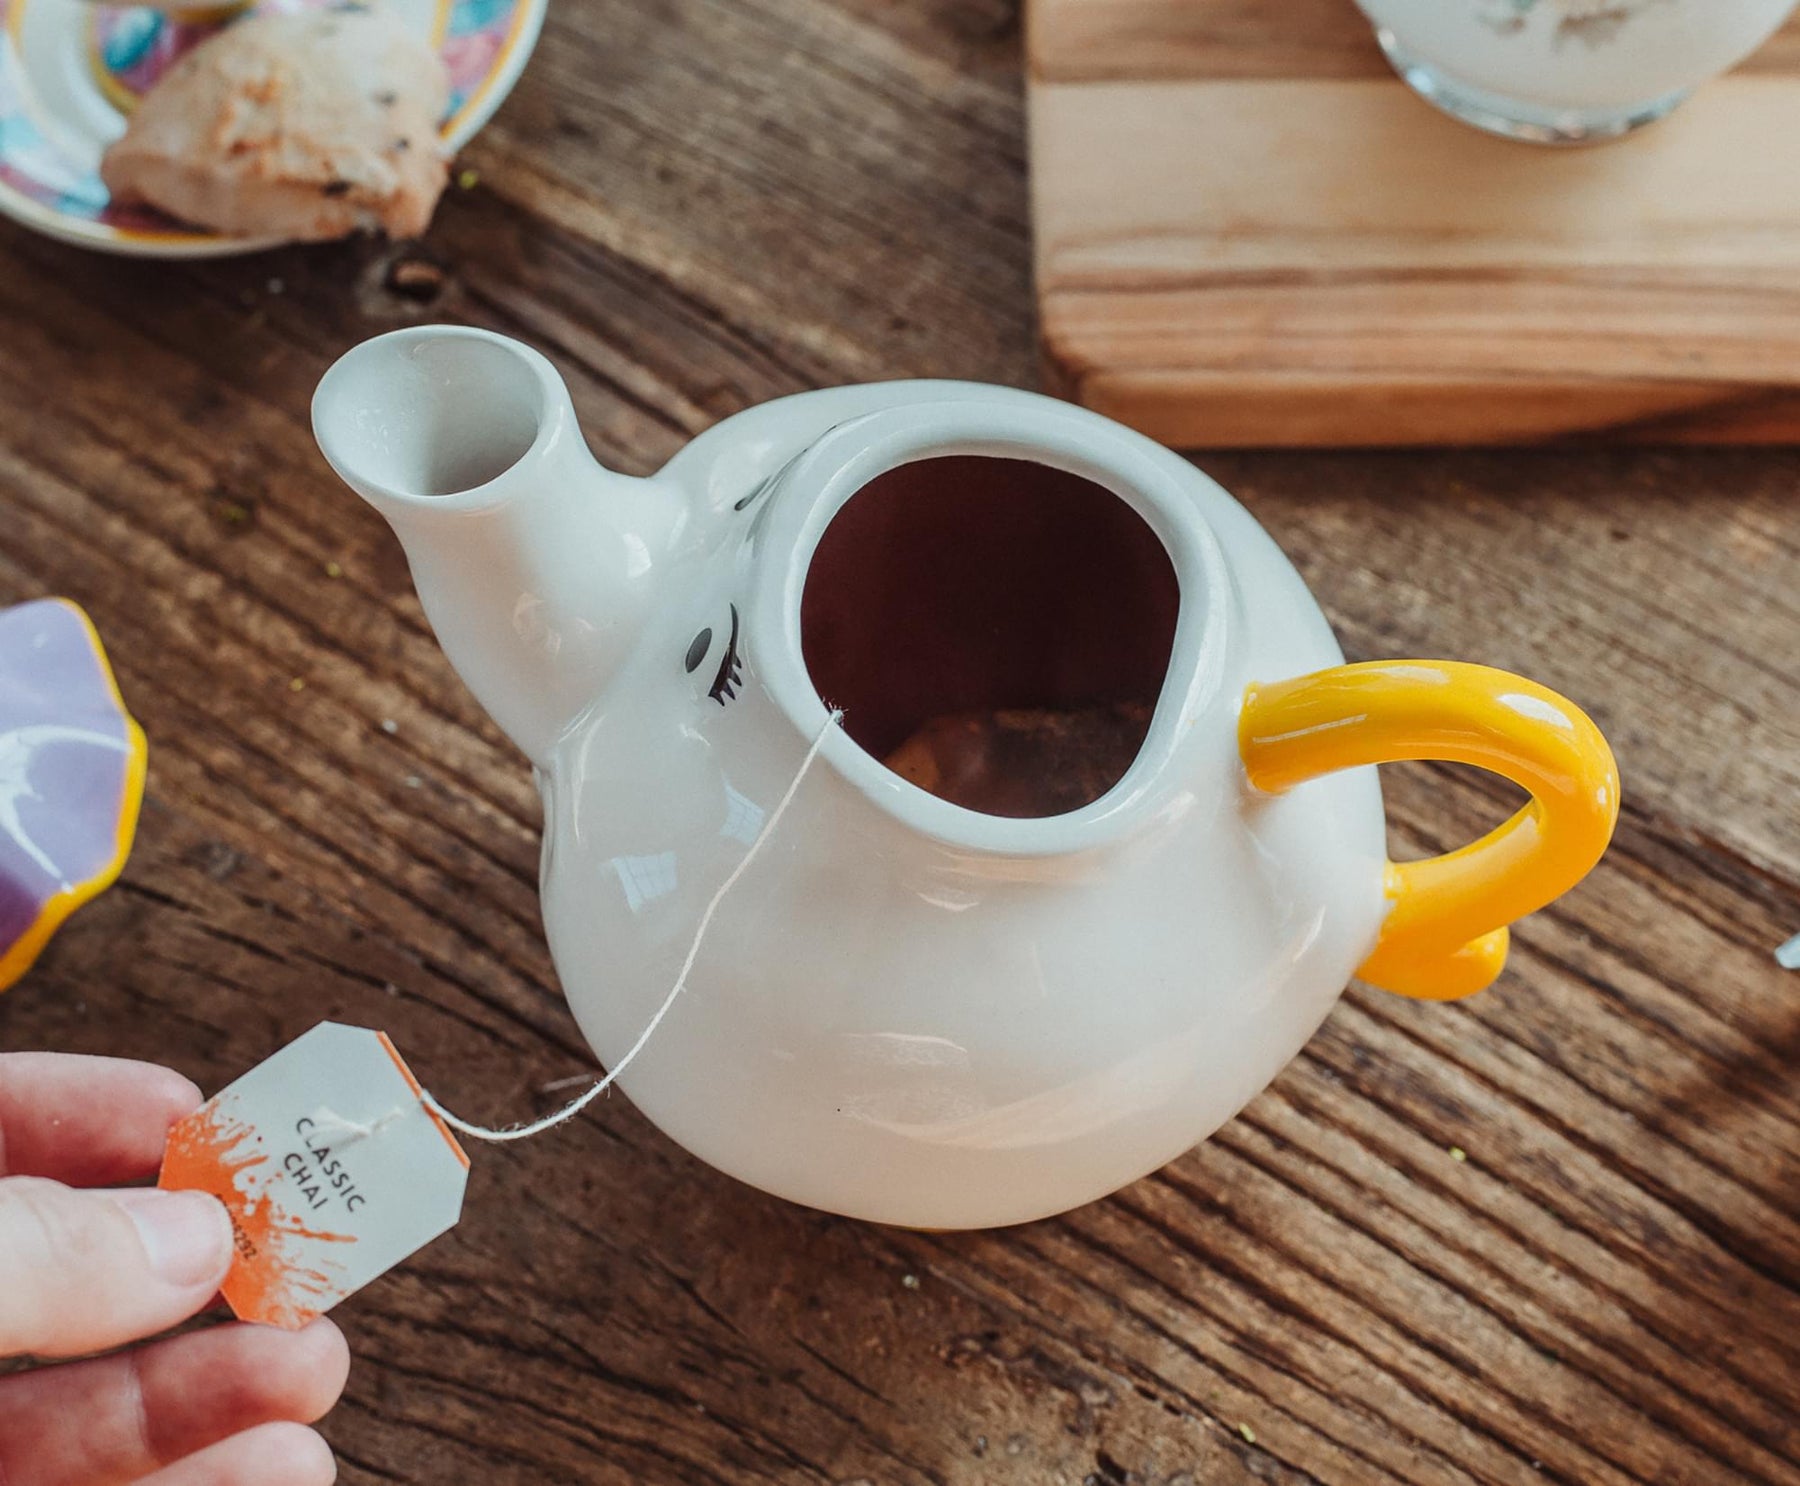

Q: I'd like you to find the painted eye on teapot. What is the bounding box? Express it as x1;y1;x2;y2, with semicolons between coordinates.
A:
684;628;713;673
707;605;743;705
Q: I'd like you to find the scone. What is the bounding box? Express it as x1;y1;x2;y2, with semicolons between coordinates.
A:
100;5;451;241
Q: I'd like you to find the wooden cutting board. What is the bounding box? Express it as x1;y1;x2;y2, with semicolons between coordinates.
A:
1028;0;1800;446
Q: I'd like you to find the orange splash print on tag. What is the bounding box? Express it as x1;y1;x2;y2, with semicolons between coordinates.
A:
160;1100;356;1329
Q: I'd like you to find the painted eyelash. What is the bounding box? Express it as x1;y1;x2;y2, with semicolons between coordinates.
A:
707;605;742;705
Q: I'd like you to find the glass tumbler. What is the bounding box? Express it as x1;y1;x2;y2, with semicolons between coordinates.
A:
1351;0;1800;144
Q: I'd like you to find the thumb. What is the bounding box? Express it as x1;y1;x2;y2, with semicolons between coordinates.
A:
0;1178;234;1358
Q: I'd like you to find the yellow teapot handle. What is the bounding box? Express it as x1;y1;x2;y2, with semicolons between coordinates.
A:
1239;662;1619;1002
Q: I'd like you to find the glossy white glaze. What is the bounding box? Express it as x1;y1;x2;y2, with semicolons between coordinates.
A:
316;327;1389;1228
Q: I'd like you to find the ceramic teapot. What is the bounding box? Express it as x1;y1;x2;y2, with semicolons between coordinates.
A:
313;327;1618;1229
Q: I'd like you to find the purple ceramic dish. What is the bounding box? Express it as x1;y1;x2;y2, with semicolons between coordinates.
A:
0;598;145;991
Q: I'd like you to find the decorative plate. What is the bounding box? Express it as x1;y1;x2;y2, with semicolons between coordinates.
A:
0;0;544;256
0;599;145;991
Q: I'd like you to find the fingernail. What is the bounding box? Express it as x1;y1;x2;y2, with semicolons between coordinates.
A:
116;1189;233;1287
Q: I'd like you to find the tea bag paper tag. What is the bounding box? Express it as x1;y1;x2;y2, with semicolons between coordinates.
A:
158;1021;469;1330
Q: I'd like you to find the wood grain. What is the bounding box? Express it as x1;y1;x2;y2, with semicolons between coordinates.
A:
1027;0;1800;83
1;0;1797;1482
1029;3;1800;445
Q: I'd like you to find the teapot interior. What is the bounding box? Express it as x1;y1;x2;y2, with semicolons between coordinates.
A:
799;456;1179;819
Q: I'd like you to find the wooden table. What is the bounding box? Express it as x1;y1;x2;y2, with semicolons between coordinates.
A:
1;1;1796;1482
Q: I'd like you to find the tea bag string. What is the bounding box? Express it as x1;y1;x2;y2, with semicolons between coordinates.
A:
421;710;844;1144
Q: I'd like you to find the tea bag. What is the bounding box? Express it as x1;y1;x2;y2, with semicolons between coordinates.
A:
883;704;1153;818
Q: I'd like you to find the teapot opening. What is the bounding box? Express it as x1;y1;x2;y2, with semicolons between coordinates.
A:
799;455;1180;820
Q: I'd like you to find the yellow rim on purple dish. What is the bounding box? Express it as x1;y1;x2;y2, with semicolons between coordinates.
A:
0;0;545;257
0;599;147;992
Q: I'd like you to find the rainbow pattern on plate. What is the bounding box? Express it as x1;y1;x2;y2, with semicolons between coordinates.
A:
88;0;513;116
0;0;535;248
0;599;146;991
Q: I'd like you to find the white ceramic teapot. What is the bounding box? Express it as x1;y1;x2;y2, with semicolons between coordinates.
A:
314;327;1618;1229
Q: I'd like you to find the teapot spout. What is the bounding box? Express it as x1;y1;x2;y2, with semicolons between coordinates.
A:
313;327;680;767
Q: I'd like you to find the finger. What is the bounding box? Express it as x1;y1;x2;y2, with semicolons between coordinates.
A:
0;1180;232;1357
0;1318;348;1486
137;1423;337;1486
0;1054;201;1183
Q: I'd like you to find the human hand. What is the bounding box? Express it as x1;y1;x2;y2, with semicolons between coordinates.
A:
0;1054;350;1485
